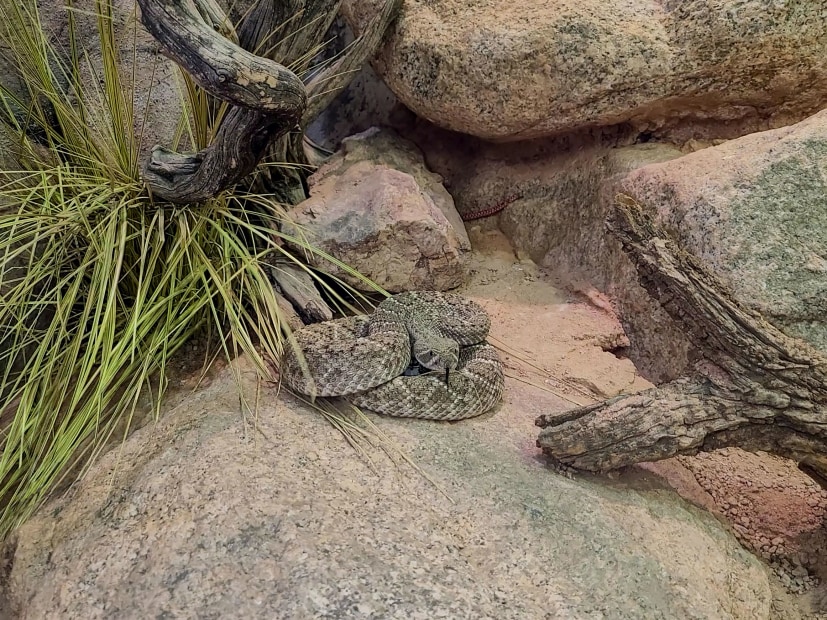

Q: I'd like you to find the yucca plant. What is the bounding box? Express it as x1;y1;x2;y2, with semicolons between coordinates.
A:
0;0;383;540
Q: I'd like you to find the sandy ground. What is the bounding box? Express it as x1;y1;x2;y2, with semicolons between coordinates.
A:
464;226;827;616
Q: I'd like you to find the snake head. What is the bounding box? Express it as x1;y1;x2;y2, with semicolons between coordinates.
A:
412;336;459;373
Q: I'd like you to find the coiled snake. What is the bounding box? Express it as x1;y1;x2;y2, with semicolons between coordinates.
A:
281;291;504;420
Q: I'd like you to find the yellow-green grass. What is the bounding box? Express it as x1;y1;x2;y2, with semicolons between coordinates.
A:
0;0;384;540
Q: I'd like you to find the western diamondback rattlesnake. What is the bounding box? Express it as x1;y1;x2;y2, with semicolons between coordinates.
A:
281;291;505;420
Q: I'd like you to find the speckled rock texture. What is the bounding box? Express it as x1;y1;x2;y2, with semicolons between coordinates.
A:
618;108;827;355
4;339;772;619
284;128;470;292
393;122;692;382
342;0;827;141
494;142;696;384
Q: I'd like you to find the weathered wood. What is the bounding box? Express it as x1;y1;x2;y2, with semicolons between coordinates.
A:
138;0;402;205
238;0;342;69
143;108;299;203
137;0;306;203
272;289;306;332
268;259;333;323
302;0;403;125
138;0;305;112
536;195;827;478
247;0;403;204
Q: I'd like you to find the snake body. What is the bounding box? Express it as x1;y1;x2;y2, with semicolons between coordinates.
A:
281;292;504;420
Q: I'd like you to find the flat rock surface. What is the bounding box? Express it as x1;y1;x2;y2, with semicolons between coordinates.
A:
6;234;774;619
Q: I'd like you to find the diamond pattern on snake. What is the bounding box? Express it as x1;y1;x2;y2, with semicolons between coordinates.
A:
281;291;505;420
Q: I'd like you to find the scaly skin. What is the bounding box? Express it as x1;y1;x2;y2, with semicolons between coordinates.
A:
280;291;504;419
461;194;521;221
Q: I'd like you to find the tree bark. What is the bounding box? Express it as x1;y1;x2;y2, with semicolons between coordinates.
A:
246;0;403;205
267;258;333;323
536;195;827;480
137;0;402;205
136;0;307;203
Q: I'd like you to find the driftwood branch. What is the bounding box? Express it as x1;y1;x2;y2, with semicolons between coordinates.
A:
137;0;306;203
536;195;827;478
267;259;333;323
137;0;401;204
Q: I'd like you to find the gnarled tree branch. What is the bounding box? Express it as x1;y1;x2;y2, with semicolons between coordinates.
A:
137;0;307;203
137;0;402;205
536;195;827;479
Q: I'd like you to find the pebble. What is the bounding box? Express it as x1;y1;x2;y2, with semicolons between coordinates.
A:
677;452;827;599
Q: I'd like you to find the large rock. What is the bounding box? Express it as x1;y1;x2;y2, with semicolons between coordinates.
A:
284;128;470;292
342;0;827;141
617;109;827;355
494;142;697;383
399;109;827;381
3;262;777;617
